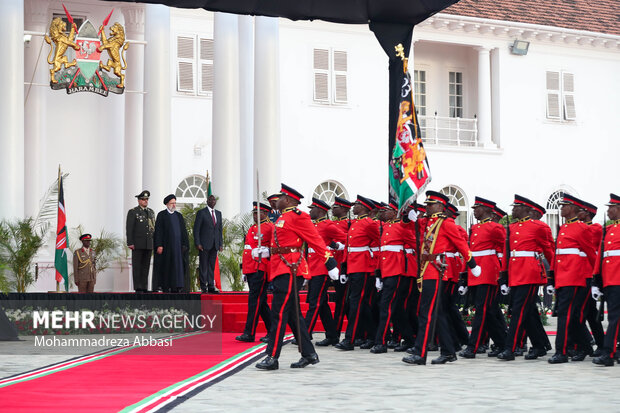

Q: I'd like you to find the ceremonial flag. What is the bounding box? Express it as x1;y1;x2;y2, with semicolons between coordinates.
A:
389;67;431;213
206;170;212;197
55;172;69;291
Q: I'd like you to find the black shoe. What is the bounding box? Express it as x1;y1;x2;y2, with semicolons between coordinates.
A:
402;354;426;365
290;353;319;368
315;337;339;346
524;348;547;360
394;342;414;352
235;333;255;342
476;345;488;354
201;288;208;293
359;340;375;349
353;338;364;347
459;347;476;359
370;344;387;354
256;356;279;370
335;340;354;351
592;354;615;367
488;348;502;357
427;343;439;352
545;342;553;351
387;340;399;349
208;287;220;294
593;347;605;357
431;354;457;364
514;346;527;357
291;338;297;345
405;346;416;355
259;335;270;343
548;353;568;364
497;350;515;361
571;350;588;362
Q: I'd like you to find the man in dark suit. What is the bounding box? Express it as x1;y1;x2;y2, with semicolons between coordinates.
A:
194;195;223;293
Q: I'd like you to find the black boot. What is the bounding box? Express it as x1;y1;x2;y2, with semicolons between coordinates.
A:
359;339;375;349
431;354;457;364
256;356;279;370
497;350;515;361
592;354;615;367
370;344;387;354
315;337;339;346
335;339;354;351
458;347;476;359
548;353;568;364
402;354;426;365
290;353;320;368
235;333;255;342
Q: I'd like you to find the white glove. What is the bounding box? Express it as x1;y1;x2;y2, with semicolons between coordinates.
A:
334;242;345;251
375;278;383;291
471;265;482;277
302;279;308;288
500;284;511;296
546;285;555;295
458;286;468;296
251;246;270;259
408;209;418;222
591;286;603;301
328;267;340;281
339;273;348;284
242;274;247;283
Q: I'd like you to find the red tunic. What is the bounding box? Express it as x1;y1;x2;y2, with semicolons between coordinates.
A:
269;207;331;282
242;220;273;275
593;222;620;287
378;220;410;278
445;222;468;282
332;218;350;267
501;218;555;287
583;223;603;279
344;215;380;274
306;218;346;278
553;220;597;287
467;220;505;286
403;220;419;277
421;214;473;281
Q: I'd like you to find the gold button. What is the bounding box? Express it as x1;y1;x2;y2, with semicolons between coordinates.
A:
512;258;516;261
561;233;565;236
514;240;518;243
474;233;478;236
606;260;610;263
557;259;561;263
559;241;562;244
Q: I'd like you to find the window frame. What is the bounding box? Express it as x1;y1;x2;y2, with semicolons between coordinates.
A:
175;34;214;97
545;70;576;122
312;47;348;106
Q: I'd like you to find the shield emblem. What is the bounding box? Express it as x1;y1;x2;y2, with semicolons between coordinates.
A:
75;20;101;83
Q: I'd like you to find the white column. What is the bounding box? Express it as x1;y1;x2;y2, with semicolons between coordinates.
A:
23;0;48;218
476;46;493;148
0;0;25;220
238;15;254;211
143;5;171;206
212;13;240;219
123;6;146;214
253;17;280;196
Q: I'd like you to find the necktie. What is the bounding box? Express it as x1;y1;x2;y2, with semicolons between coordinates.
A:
211;209;216;225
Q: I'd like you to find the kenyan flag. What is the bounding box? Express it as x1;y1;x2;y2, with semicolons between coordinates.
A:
55;174;69;291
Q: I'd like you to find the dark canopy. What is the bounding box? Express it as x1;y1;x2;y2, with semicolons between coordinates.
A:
103;0;459;25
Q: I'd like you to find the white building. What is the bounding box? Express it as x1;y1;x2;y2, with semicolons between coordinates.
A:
3;0;619;291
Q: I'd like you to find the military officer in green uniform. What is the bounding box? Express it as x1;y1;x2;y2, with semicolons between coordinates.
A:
126;190;155;292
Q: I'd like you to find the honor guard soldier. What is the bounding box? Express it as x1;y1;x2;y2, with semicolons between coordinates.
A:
332;196;352;338
577;200;606;356
236;202;273;343
592;193;620;366
459;197;507;358
306;198;346;346
497;195;554;361
256;184;339;370
335;195;381;351
402;191;480;365
73;234;97;293
267;194;281;223
126;190;155;292
546;194;597;363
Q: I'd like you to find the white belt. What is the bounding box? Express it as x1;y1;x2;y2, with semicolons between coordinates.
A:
308;248;315;253
380;245;404;252
348;246;371;253
444;252;456;258
244;245;252;250
497;253;504;258
405;248;415;254
472;249;497;257
510;251;537;258
370;247;380;252
603;250;620;258
556;248;586;257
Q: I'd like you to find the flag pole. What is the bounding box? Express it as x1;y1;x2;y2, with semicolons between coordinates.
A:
56;165;61;293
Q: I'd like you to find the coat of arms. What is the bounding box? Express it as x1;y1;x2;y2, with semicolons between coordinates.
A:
44;6;128;97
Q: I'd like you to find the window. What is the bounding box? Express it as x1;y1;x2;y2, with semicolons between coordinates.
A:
546;71;576;121
414;70;427;138
313;48;348;105
439;185;468;229
312;181;348;206
176;35;214;96
546;190;566;237
175;175;208;208
448;71;463;118
52;13;86;34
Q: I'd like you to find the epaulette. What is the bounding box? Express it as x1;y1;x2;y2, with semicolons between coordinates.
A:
294;208;301;215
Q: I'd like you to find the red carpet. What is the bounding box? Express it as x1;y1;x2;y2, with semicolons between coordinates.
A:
0;332;273;412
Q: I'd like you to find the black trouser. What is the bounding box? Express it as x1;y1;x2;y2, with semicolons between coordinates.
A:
391;277;417;343
414;279;455;358
131;249;152;291
582;278;605;348
555;286;589;355
305;275;337;340
374;276;403;345
365;275;379;341
244;271;272;337
333;279;349;336
444;281;469;347
468;284;506;351
199;247;218;290
344;272;369;344
602;286;620;358
505;285;548;352
266;274;315;359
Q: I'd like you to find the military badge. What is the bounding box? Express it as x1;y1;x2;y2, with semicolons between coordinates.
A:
44;6;128;97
